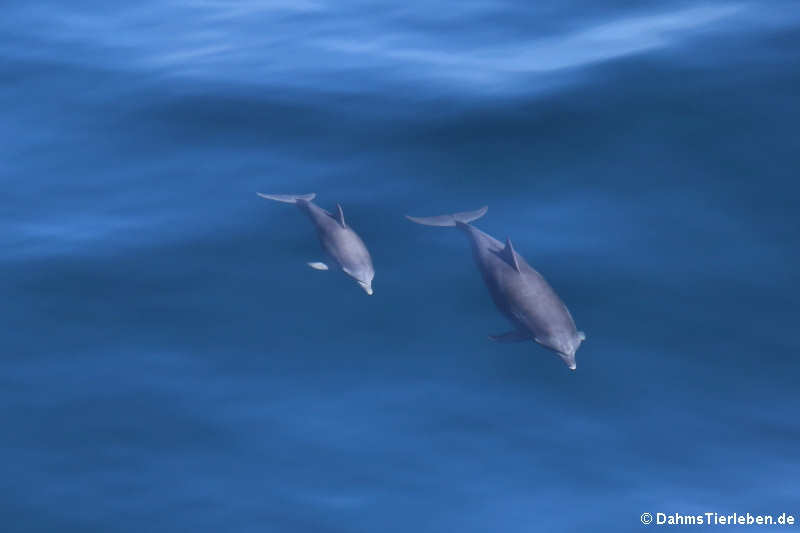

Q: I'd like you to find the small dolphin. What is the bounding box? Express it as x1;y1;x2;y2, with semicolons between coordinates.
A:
406;206;585;370
258;193;375;295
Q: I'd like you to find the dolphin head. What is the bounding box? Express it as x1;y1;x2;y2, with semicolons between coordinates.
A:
357;279;373;295
552;331;585;371
343;265;375;296
558;350;577;371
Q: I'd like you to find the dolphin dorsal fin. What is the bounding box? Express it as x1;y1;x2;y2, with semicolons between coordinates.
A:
333;203;346;228
502;237;521;272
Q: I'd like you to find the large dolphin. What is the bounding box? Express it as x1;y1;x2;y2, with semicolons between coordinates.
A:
406;206;585;370
258;193;375;295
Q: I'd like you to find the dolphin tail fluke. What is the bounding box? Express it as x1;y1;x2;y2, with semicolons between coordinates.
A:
405;206;488;227
257;192;316;204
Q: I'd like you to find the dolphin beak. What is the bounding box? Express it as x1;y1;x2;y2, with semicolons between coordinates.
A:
358;281;373;295
559;352;577;371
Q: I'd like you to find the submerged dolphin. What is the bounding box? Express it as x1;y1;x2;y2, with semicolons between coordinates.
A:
406;206;585;370
258;193;375;295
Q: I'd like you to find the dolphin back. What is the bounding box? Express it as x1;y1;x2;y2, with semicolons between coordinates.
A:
405;206;488;227
257;192;316;204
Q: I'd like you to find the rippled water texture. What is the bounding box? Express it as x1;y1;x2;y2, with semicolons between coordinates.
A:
2;1;799;531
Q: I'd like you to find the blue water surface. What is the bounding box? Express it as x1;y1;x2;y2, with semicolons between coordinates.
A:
2;0;799;531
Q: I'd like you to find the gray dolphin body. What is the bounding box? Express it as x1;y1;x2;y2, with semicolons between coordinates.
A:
407;206;584;370
258;193;375;295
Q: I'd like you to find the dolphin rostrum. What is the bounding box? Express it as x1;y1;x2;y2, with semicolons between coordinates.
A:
406;206;585;370
258;193;375;295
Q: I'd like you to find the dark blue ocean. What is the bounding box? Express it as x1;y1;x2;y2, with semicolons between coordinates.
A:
3;1;799;531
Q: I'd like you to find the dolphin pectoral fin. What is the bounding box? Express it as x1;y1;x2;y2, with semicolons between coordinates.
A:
501;237;521;273
577;331;586;341
489;331;531;343
307;262;329;271
533;337;545;346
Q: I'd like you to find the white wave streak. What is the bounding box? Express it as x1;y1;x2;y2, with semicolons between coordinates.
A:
316;5;746;83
